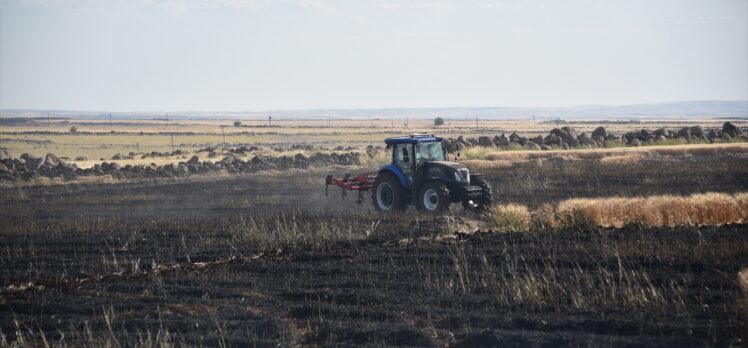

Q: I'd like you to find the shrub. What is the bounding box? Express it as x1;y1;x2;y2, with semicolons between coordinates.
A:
69;126;78;133
233;121;242;127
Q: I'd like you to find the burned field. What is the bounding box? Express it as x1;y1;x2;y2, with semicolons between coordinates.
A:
1;150;748;346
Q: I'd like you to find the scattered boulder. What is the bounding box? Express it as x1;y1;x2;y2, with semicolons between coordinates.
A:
689;125;704;138
723;122;741;137
544;133;562;146
591;127;607;139
577;133;596;147
509;132;522;144
561;126;578;140
221;155;237;167
478;136;493;147
43;153;63;167
21;154;43;169
677;127;691;139
494;134;509;147
550;128;574;145
653;128;667;138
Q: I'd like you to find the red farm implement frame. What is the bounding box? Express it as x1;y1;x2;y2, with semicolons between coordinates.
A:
325;172;378;204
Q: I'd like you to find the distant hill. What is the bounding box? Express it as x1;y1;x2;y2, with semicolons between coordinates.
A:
2;100;746;120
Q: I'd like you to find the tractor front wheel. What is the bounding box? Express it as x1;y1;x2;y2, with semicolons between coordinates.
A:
372;172;406;212
418;181;450;213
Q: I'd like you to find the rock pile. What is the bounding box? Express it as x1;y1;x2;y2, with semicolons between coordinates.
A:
442;122;745;152
0;151;361;182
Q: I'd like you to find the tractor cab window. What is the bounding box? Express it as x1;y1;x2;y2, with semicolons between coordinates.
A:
394;144;411;168
416;142;445;165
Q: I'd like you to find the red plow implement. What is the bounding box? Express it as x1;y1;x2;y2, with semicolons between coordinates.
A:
325;172;378;204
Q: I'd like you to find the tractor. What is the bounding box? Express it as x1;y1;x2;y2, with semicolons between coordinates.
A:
325;135;492;213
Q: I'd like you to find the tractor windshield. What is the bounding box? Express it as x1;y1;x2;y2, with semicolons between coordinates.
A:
416;141;446;164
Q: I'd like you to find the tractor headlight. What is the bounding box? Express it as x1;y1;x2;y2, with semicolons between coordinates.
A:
454;170;462;182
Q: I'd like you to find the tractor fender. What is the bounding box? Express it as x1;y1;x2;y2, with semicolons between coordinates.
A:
378;165;410;189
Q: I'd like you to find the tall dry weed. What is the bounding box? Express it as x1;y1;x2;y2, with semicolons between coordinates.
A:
554;192;747;228
488;204;531;232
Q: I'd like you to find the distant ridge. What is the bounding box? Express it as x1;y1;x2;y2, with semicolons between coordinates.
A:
2;100;746;120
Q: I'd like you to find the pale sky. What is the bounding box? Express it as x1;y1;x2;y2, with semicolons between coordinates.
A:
1;0;746;112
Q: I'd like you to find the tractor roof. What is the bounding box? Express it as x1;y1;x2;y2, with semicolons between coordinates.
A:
384;135;442;145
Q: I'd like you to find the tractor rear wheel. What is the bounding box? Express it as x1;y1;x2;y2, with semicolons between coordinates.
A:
372;172;406;212
418;181;450;213
463;176;492;211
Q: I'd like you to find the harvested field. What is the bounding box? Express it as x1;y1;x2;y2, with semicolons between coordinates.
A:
1;150;747;346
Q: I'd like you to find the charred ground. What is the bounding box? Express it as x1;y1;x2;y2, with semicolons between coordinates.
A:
1;151;747;346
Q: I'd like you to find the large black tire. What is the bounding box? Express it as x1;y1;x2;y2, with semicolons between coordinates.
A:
417;181;450;213
463;175;492;211
372;172;407;212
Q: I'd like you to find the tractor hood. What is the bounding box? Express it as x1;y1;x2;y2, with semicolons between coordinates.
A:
421;161;471;185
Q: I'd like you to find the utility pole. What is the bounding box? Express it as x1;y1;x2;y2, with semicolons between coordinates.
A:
391;116;394;128
221;126;226;148
109;112;112;127
475;116;478;129
268;115;272;126
47;112;50;127
166;113;169;126
405;117;409;128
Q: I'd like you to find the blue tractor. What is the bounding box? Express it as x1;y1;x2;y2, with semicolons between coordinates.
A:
327;134;492;213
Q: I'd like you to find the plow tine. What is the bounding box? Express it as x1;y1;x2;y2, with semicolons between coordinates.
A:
325;175;332;197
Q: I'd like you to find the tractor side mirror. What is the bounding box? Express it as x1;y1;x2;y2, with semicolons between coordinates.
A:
401;147;409;163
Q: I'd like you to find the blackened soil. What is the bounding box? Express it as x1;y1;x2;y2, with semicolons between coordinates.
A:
1;224;746;347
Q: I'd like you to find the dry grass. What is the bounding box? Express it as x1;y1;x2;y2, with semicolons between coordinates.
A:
488;204;531;231
556;192;748;228
488;192;748;231
599;154;641;165
470;143;748;162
